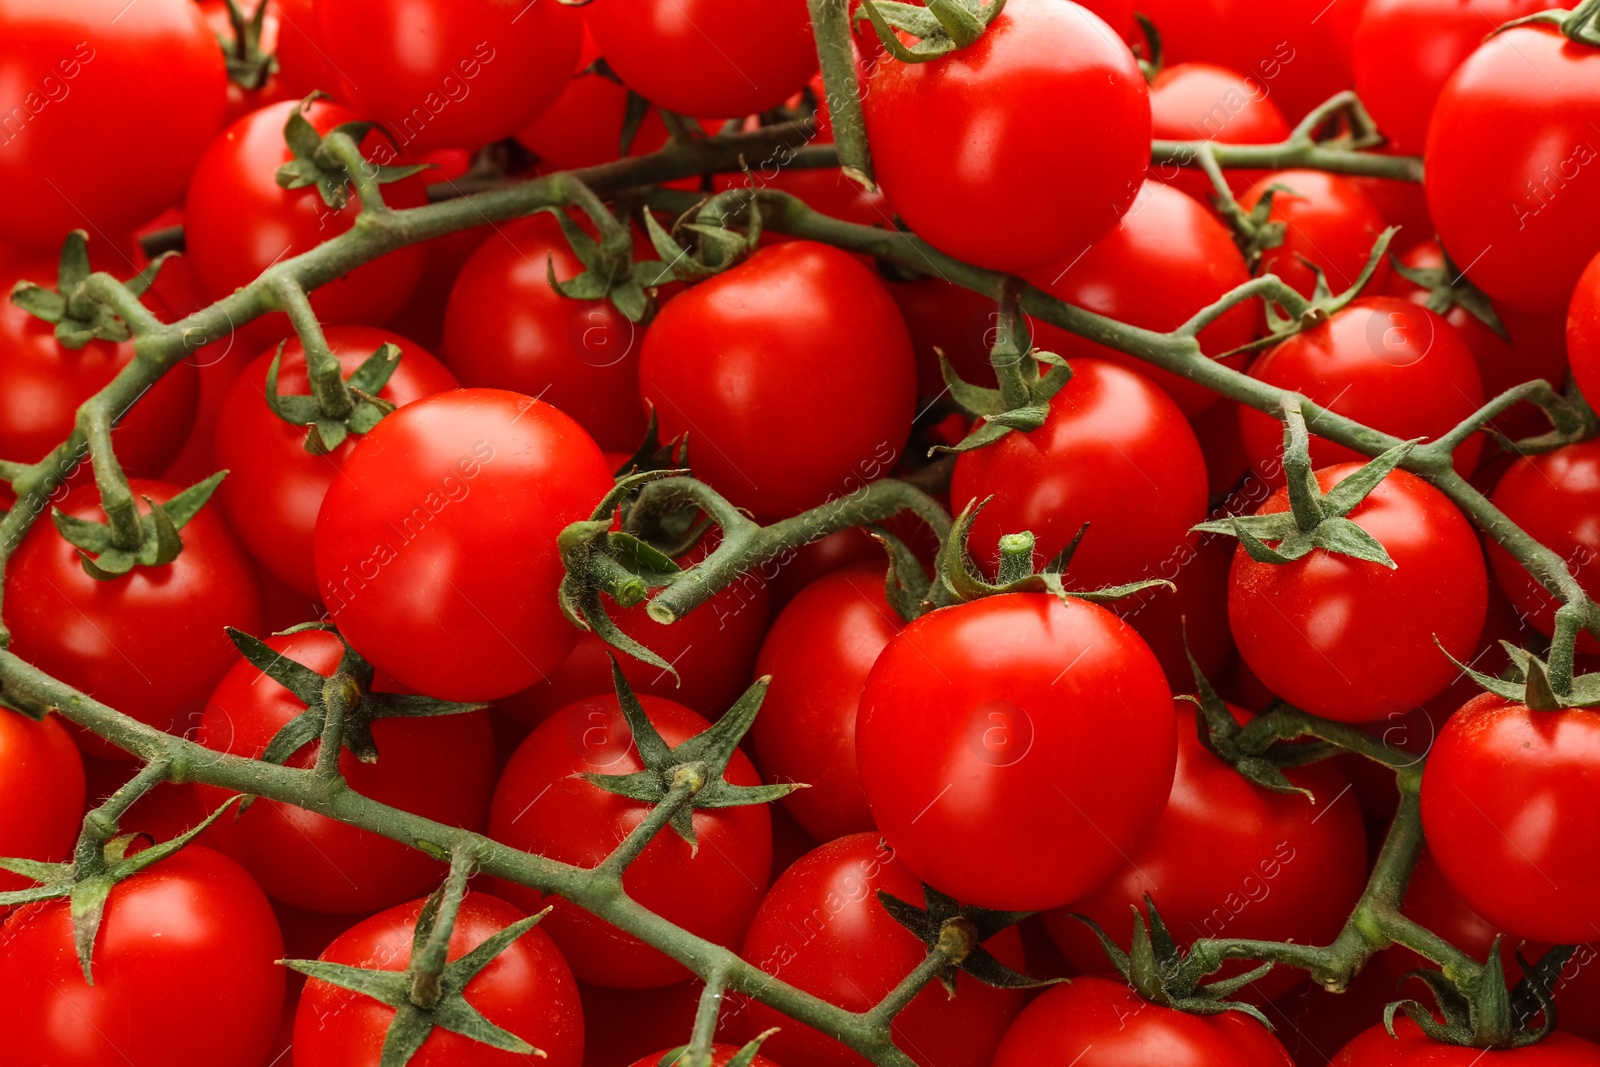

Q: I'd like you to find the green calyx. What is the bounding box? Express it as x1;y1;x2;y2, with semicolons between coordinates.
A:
855;0;1007;63
637;186;765;289
1389;249;1507;341
1256;226;1399;341
546;203;664;324
654;1032;780;1067
1075;897;1277;1028
878;882;1052;994
582;660;801;848
1495;0;1600;47
211;0;278;91
285;853;552;1067
52;470;226;579
1439;639;1600;713
11;231;170;350
275;93;429;210
1132;13;1164;83
1192;405;1414;568
1386;941;1574;1049
265;338;401;453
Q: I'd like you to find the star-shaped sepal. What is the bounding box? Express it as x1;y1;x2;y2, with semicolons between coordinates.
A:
10;230;171;349
52;471;227;579
274;93;428;209
1385;940;1574;1049
855;0;1007;63
878;882;1054;995
263;338;404;454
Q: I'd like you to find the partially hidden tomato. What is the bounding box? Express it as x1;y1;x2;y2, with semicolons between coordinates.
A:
0;710;84;892
1149;63;1291;205
273;0;342;100
314;388;614;702
628;1045;784;1067
736;833;1027;1067
1241;170;1391;298
519;64;683;172
1332;1018;1600;1065
1112;530;1235;692
884;273;1004;396
1566;249;1600;410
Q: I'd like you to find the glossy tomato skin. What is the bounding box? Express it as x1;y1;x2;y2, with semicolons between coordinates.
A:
195;630;496;913
587;0;815;119
1426;24;1600;313
627;1046;783;1067
1568;250;1600;409
0;0;225;249
863;0;1150;273
1229;465;1487;722
1332;1017;1600;1066
1240;298;1486;486
1047;702;1367;1003
443;213;646;453
1422;692;1600;945
314;0;582;152
1028;181;1257;416
951;358;1209;590
0;711;84;893
185;99;427;325
214;327;458;597
993;976;1295;1067
857;593;1176;911
293;893;584;1067
519;66;680;171
737;833;1027;1067
1241;170;1391;298
638;241;915;518
0;846;285;1067
4;479;266;745
751;561;900;842
1148;63;1291;204
274;0;341;100
313;389;613;702
488;694;771;988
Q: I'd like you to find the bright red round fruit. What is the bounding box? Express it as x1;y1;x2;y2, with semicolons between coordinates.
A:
1241;170;1391;299
0;710;84;893
1567;249;1600;410
1332;1017;1600;1066
1149;63;1291;205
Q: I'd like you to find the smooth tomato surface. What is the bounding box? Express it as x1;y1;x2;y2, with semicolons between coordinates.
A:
1332;1018;1600;1065
1149;63;1291;205
0;710;84;893
1568;249;1600;409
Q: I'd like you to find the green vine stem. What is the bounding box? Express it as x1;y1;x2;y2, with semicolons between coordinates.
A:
808;0;875;188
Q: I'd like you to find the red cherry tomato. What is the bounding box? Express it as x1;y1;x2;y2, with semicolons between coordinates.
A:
1113;531;1235;692
1241;170;1391;298
1149;63;1291;205
185;99;427;326
519;66;682;171
737;833;1027;1067
884;274;1003;396
1227;464;1487;722
627;1046;784;1067
1490;442;1600;652
213;327;458;597
293;893;584;1067
1566;249;1600;410
314;389;614;702
1332;1017;1600;1066
488;693;771;988
0;711;84;893
273;0;341;101
862;0;1151;273
638;240;916;518
0;846;285;1067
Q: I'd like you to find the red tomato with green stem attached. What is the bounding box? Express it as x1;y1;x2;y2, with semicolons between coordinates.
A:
1332;1017;1600;1066
488;693;772;988
195;629;497;914
293;893;584;1067
1241;170;1392;299
1227;464;1488;722
201;0;294;122
1565;248;1600;410
628;1046;784;1067
884;273;1005;396
0;711;84;893
213;327;458;598
1149;63;1291;206
736;833;1027;1067
862;0;1151;273
0;846;285;1067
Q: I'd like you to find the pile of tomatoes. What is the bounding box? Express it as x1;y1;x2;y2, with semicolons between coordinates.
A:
4;0;1600;1065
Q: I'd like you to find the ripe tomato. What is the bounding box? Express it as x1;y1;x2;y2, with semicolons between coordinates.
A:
1490;445;1600;647
638;241;915;518
4;479;266;748
992;976;1295;1066
737;833;1027;1067
0;0;225;249
1426;21;1600;313
195;629;496;913
1046;702;1367;1003
862;0;1150;273
627;1046;783;1067
1332;1018;1600;1065
884;274;1002;396
858;593;1175;911
274;0;341;100
587;0;815;119
1028;181;1258;416
1241;170;1391;298
1228;464;1487;722
185;99;427;326
443;213;646;453
519;65;680;171
950;358;1209;591
213;327;458;597
488;693;772;988
0;711;84;893
293;893;584;1067
1239;298;1486;486
1566;249;1600;409
1114;531;1235;692
581;980;744;1067
314;0;582;152
0;846;285;1067
313;389;613;702
1149;63;1291;205
751;561;900;842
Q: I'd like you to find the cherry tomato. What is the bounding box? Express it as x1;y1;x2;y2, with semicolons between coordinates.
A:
4;479;266;749
0;711;84;893
488;693;771;988
1332;1017;1600;1065
0;846;285;1067
1241;170;1391;298
314;0;582;153
638;240;916;518
293;893;584;1067
1149;63;1291;205
519;66;682;171
185;98;427;326
213;327;458;597
1047;701;1367;1003
992;976;1296;1066
737;833;1027;1067
1239;298;1486;486
950;358;1209;591
1228;464;1488;722
862;0;1151;273
274;0;341;100
313;389;614;702
0;0;226;250
1566;249;1600;409
884;274;1003;396
627;1046;783;1067
1028;181;1258;417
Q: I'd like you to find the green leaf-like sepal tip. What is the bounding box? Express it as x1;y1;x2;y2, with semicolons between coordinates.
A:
1384;940;1572;1049
265;339;403;453
1437;638;1600;712
9;230;170;349
855;0;1007;63
274;94;429;210
878;881;1053;994
52;471;228;579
